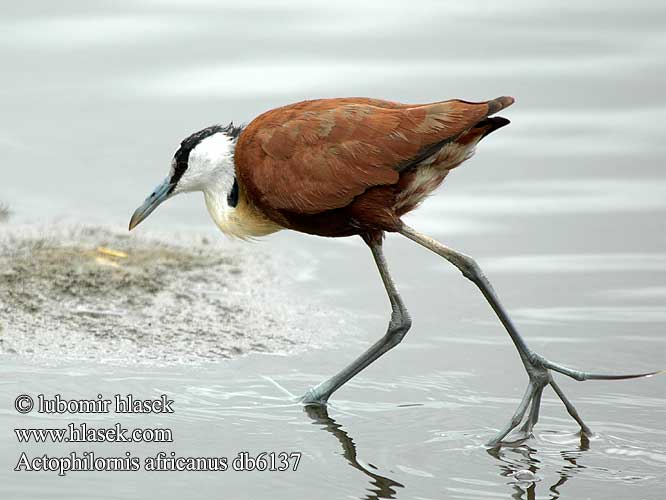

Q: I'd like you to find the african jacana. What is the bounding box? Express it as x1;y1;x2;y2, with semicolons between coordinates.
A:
129;96;658;445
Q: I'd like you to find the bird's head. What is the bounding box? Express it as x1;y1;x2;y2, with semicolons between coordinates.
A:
129;123;242;231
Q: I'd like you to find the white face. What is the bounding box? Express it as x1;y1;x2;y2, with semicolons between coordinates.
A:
130;126;281;238
172;131;236;196
129;128;241;233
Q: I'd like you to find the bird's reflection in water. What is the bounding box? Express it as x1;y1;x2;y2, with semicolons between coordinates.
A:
487;433;590;500
304;405;404;500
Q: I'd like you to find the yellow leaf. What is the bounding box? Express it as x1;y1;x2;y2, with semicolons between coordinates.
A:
97;246;128;259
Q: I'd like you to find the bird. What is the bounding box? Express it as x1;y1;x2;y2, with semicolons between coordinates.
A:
129;96;659;446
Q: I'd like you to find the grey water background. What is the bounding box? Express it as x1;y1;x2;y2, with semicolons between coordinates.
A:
2;0;666;498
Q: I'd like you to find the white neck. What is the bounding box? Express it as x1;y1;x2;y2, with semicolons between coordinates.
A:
203;180;235;235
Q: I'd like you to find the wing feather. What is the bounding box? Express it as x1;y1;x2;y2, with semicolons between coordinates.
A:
235;97;511;215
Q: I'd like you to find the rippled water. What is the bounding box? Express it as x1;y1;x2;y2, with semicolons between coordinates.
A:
2;1;665;498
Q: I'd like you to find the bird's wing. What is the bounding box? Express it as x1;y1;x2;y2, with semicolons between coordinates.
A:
235;97;512;215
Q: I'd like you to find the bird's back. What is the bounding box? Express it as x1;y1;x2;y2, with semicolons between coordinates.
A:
234;96;513;237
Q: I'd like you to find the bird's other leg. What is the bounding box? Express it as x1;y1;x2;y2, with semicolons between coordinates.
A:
399;223;659;446
302;233;412;404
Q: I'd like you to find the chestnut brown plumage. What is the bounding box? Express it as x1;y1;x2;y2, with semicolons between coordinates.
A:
235;96;513;237
129;95;660;446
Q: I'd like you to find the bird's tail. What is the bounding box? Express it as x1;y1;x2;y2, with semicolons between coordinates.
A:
487;96;515;115
456;96;514;145
457;116;511;145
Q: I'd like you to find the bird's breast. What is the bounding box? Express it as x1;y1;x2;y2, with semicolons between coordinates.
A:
204;190;283;239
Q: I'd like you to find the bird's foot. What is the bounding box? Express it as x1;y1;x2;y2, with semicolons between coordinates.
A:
301;385;330;406
487;353;575;447
487;352;660;448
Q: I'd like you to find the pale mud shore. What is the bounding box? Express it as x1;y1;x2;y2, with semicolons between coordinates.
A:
0;222;338;365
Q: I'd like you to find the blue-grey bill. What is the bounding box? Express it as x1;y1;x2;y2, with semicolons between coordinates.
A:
128;179;174;231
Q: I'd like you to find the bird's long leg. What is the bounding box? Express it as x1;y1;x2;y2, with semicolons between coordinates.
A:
399;223;659;446
302;236;411;404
